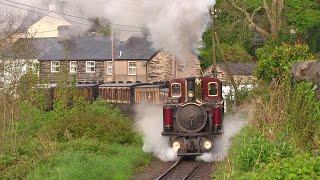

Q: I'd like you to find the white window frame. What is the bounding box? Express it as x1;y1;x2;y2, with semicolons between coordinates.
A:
128;61;137;76
208;82;219;97
107;61;113;76
51;61;60;73
70;61;77;73
171;83;182;98
86;61;95;73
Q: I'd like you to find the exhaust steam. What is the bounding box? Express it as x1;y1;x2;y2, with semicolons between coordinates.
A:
134;105;177;162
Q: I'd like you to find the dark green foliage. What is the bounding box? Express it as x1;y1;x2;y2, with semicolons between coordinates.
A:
285;0;320;33
0;100;150;179
255;43;313;82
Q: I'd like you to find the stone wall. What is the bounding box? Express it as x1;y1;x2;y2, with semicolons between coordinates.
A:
147;51;201;82
40;60;105;83
292;60;320;99
40;60;148;83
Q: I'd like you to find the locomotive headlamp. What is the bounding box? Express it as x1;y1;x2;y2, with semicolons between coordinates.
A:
204;141;212;150
173;142;181;152
188;91;195;98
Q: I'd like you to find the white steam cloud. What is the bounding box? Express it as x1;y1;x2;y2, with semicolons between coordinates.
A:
104;0;215;59
2;0;215;59
135;105;177;162
197;112;248;162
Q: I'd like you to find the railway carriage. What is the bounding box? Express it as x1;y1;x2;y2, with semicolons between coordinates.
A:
162;77;224;156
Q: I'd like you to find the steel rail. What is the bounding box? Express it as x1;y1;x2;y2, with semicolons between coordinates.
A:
182;162;201;180
155;157;183;180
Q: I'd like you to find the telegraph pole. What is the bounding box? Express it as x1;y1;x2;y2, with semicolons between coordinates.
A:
210;7;219;78
111;28;115;82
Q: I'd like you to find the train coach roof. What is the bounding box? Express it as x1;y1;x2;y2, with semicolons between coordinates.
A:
99;83;145;87
135;84;168;88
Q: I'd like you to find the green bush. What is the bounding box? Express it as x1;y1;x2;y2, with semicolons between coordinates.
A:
0;100;149;179
230;127;294;172
255;44;313;83
236;154;320;180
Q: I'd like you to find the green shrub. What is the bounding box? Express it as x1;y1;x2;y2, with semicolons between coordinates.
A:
236;154;320;180
230;127;294;172
0;100;148;179
48;100;139;145
255;44;313;83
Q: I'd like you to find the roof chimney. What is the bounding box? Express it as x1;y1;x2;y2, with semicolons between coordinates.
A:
49;0;56;12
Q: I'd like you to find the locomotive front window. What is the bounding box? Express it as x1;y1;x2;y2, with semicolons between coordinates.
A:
171;83;182;97
208;82;218;96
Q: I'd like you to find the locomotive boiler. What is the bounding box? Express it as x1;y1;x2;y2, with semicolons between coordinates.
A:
162;77;224;156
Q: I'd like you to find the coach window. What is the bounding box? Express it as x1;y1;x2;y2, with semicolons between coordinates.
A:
51;61;60;73
86;61;95;73
128;61;137;75
171;83;182;97
208;82;218;96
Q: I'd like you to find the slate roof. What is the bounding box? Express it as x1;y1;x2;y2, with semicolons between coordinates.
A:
217;62;257;76
205;62;256;76
12;36;158;61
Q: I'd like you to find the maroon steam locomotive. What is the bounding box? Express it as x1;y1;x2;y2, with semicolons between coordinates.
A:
162;77;224;156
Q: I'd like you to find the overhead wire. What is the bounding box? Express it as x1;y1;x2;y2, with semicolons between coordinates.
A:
0;0;145;32
0;1;92;26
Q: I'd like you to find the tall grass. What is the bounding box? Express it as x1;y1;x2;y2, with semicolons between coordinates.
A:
214;77;320;179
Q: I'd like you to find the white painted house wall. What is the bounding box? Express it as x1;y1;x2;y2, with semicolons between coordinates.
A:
28;13;71;38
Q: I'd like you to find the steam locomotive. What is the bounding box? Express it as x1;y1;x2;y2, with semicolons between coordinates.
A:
162;77;224;156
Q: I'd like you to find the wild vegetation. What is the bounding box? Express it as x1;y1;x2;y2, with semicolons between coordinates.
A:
202;2;320;178
0;74;150;179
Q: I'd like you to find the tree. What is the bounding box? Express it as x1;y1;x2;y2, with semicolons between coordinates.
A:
228;0;284;39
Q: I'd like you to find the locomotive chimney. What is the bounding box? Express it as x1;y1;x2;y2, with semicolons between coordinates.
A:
186;77;196;102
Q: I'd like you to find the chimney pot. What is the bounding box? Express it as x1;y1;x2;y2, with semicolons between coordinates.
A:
49;0;56;12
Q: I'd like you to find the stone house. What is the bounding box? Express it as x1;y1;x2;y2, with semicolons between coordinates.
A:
12;36;201;84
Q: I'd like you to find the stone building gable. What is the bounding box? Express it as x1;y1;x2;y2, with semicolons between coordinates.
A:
147;51;175;82
175;53;201;79
147;51;201;82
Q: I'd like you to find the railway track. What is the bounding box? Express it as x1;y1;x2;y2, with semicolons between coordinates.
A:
155;157;211;180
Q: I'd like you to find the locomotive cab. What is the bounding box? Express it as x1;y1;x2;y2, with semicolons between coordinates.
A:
162;77;224;156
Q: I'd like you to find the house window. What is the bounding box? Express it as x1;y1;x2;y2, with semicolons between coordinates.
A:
128;61;137;75
70;61;77;73
171;83;182;98
51;61;60;73
208;82;218;96
107;61;113;75
86;61;95;73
